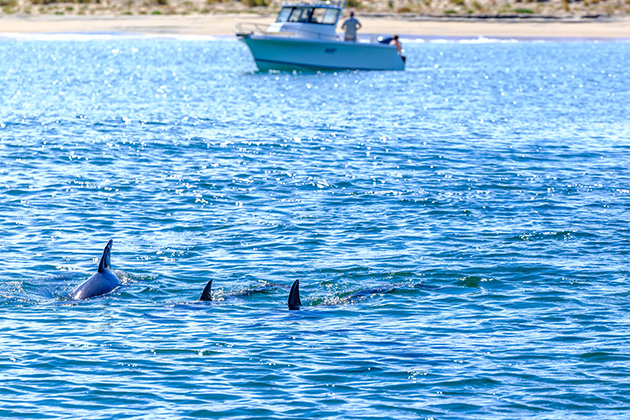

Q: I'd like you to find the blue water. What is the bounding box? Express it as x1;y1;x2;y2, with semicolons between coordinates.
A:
1;35;630;419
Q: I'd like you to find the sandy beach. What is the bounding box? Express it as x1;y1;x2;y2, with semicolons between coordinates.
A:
1;14;630;39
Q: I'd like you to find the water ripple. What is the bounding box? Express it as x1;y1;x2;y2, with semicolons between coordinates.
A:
0;38;629;419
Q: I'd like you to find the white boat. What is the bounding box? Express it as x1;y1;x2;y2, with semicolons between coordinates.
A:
236;1;405;72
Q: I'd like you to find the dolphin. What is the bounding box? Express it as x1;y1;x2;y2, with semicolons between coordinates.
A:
199;279;213;301
197;279;432;309
199;278;300;309
198;279;281;302
288;280;301;310
71;239;121;300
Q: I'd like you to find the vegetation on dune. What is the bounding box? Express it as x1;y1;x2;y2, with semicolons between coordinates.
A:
1;0;629;16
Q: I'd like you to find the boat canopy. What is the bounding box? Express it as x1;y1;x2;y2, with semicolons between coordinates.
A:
276;3;341;25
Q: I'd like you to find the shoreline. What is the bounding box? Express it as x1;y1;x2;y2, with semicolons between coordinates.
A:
1;15;629;40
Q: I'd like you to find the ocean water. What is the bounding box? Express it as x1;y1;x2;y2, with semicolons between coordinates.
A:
0;35;629;419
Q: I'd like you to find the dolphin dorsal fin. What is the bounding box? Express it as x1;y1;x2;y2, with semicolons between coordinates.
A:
200;279;213;301
98;240;113;273
288;280;301;310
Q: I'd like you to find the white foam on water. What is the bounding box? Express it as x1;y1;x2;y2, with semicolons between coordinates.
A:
0;32;230;42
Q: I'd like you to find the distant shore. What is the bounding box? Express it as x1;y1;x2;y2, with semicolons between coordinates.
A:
1;14;630;39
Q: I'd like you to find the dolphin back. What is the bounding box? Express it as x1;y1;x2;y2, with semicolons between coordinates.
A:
72;271;120;300
200;280;213;301
288;280;301;310
72;240;120;300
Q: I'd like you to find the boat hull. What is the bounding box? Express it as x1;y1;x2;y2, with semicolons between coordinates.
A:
238;35;405;71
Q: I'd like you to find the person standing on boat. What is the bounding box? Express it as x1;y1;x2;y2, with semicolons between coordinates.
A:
341;10;362;42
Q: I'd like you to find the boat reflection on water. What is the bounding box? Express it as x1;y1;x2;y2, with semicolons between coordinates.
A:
236;1;405;71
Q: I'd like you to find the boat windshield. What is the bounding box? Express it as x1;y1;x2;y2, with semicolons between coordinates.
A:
276;6;340;25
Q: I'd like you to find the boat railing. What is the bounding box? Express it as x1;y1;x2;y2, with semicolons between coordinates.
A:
236;22;271;36
280;0;343;8
288;27;339;40
238;24;340;41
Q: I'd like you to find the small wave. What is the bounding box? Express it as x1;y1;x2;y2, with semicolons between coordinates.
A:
403;36;521;44
514;230;593;242
433;377;502;387
0;32;143;41
0;32;225;42
578;351;630;362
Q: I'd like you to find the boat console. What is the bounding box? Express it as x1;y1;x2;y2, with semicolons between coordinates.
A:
266;1;343;40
